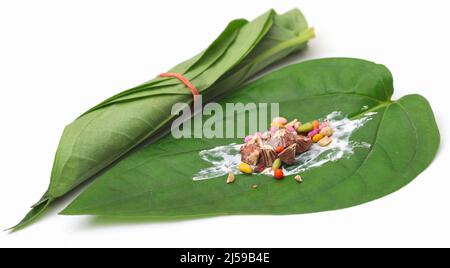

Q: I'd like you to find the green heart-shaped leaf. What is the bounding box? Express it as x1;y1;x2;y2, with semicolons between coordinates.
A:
62;58;439;218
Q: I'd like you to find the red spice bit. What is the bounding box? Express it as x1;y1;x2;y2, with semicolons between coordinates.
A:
275;146;285;154
312;120;320;130
274;169;284;180
254;163;266;173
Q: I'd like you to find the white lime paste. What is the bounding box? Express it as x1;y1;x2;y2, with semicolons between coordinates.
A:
193;111;376;181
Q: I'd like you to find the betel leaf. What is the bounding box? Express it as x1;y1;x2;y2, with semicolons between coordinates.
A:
62;58;440;218
13;9;314;230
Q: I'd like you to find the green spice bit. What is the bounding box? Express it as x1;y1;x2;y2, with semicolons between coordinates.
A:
297;122;313;133
272;158;282;170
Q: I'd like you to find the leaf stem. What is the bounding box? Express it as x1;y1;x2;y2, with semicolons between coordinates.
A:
350;101;392;120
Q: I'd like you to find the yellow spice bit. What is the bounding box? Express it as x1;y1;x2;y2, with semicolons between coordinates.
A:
239;163;253;174
271;122;285;128
312;134;324;143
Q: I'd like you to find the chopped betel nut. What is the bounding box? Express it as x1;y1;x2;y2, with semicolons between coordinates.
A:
295;135;312;154
239;116;334;180
252;184;258;189
240;143;261;165
294;175;303;183
254;163;266;173
226;172;235;184
320;126;334;137
285;118;299;129
268;128;297;148
260;146;278;167
318;136;333;147
278;144;296;165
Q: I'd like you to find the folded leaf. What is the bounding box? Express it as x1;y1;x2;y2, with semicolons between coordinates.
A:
62;58;440;218
13;9;314;230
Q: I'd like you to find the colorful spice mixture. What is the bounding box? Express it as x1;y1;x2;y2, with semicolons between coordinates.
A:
239;116;334;180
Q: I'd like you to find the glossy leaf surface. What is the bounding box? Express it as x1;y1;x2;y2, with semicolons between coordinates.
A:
63;58;440;217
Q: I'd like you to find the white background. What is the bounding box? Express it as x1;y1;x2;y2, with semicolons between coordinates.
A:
1;0;449;248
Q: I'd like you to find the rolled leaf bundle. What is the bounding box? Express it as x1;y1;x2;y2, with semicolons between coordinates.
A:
14;9;314;230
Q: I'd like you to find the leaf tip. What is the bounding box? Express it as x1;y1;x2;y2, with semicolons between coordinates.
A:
7;198;52;232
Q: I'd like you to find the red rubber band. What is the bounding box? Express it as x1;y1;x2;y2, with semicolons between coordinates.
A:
159;73;200;97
